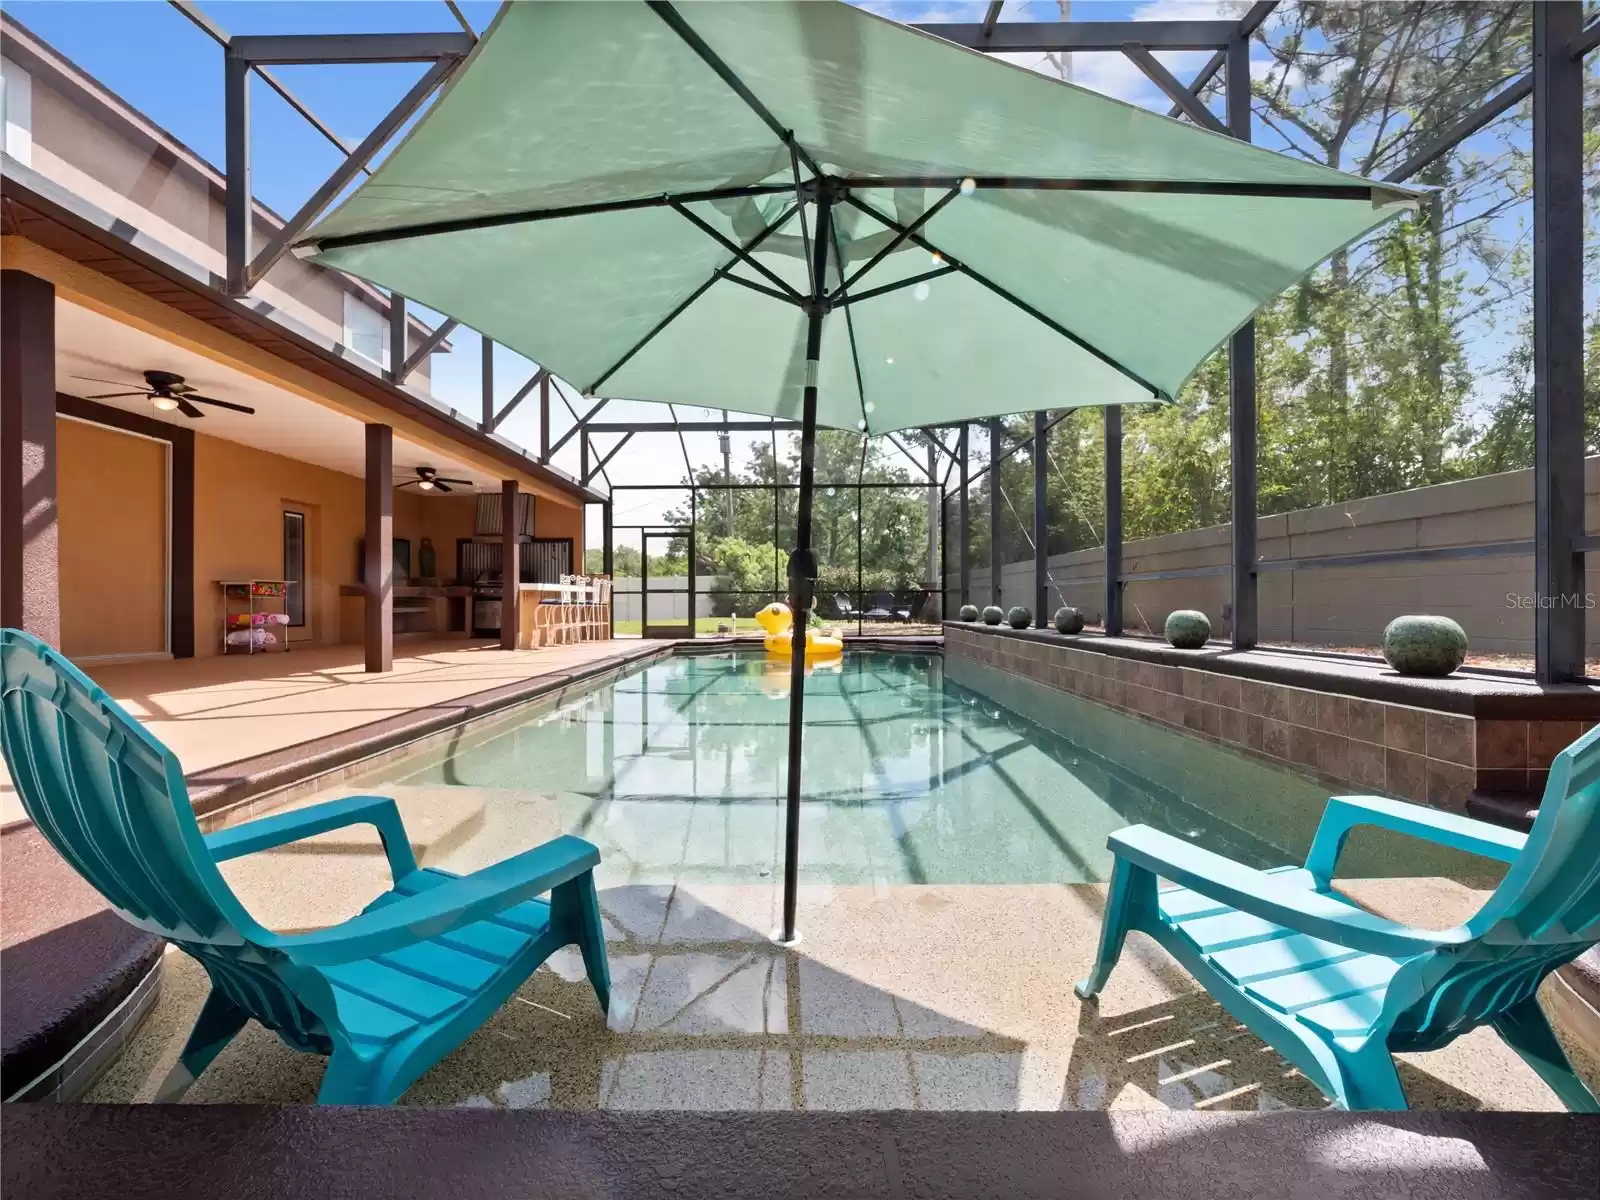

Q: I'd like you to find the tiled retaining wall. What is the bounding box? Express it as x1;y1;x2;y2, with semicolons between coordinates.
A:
945;625;1592;812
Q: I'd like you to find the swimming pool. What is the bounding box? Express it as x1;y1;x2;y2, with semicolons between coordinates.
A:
357;648;1492;887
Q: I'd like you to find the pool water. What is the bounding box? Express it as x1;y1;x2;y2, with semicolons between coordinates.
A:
361;649;1491;887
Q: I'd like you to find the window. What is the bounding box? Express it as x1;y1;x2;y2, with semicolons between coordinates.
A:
0;56;32;167
342;291;387;369
282;510;305;626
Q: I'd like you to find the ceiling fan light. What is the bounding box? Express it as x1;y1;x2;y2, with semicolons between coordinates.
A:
151;395;180;411
418;479;435;490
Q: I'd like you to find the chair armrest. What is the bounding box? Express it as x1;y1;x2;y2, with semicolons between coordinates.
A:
269;835;601;967
1109;825;1459;959
1304;794;1526;888
204;795;419;882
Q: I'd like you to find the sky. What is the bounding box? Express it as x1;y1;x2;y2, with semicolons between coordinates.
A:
1;0;1561;543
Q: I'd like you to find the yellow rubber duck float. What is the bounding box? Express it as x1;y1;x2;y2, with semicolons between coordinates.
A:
754;601;843;662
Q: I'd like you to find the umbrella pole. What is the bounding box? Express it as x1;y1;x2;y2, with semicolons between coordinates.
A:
780;187;832;944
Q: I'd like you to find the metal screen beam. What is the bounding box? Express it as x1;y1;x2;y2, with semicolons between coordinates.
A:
395;316;457;384
1227;35;1258;651
915;20;1238;52
1533;2;1585;682
223;48;250;295
243;55;458;291
1121;43;1226;133
386;294;406;385
1033;410;1048;627
958;425;971;606
1165;1;1278;119
1104;405;1123;636
170;1;363;166
548;398;608;458
228;32;475;64
585;433;633;485
582;421;801;433
539;374;551;459
1385;74;1533;184
491;368;548;434
480;337;494;430
988;419;1003;606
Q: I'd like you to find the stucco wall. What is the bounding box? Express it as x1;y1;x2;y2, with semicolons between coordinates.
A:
948;457;1600;655
56;415;167;659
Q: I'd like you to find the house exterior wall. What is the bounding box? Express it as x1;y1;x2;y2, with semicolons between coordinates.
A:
55;415;167;659
0;33;438;384
948;458;1600;657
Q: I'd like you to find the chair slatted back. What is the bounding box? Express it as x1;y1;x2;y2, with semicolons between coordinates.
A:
0;630;250;945
1398;723;1600;1043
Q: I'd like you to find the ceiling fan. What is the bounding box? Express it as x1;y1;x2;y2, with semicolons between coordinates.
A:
396;466;471;493
73;370;255;419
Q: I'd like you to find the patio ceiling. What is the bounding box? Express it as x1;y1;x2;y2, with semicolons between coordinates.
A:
52;299;501;493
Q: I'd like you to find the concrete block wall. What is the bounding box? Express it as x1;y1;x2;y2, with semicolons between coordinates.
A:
947;457;1600;655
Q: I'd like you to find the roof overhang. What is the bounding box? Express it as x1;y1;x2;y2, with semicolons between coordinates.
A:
0;171;604;505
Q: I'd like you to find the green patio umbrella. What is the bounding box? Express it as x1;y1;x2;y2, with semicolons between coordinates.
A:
297;0;1419;940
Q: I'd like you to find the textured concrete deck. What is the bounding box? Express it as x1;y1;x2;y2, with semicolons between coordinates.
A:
91;806;1599;1113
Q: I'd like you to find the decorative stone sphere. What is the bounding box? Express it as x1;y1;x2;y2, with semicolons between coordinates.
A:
1006;606;1032;629
981;605;1005;626
959;604;980;622
1053;606;1085;635
1164;610;1211;649
1382;615;1467;677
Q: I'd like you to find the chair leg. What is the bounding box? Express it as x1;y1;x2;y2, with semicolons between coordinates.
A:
1328;1038;1409;1111
155;985;248;1101
1075;858;1151;1000
1494;997;1600;1113
317;1047;402;1105
553;871;611;1014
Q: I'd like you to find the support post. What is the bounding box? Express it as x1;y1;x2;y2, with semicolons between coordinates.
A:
1033;410;1048;626
539;373;551;460
1104;405;1123;636
1226;33;1258;650
387;293;406;384
501;480;519;651
0;271;59;645
958;425;970;606
580;432;590;486
988;418;1003;608
224;47;251;296
1533;1;1585;682
927;439;940;621
363;424;393;673
602;500;614;639
781;187;833;945
480;336;494;431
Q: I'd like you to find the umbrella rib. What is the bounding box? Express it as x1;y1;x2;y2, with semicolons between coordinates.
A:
586;203;801;392
669;202;804;301
720;273;805;306
831;188;960;301
646;0;824;179
836;264;959;307
835;175;1399;202
306;183;795;252
843;193;1167;401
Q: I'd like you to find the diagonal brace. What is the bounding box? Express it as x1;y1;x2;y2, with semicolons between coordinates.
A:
1121;43;1226;133
243;54;458;292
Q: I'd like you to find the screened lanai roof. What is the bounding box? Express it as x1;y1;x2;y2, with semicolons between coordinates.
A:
300;0;1418;436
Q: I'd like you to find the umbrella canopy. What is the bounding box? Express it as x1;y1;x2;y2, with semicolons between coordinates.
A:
298;0;1419;941
300;1;1416;434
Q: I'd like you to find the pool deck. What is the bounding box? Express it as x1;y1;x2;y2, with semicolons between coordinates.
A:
0;637;666;826
88;794;1600;1114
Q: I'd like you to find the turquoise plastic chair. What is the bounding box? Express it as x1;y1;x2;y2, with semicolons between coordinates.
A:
1077;723;1600;1112
0;629;610;1104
